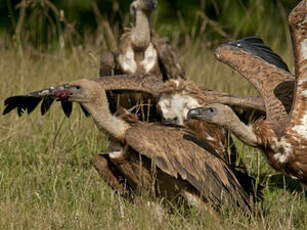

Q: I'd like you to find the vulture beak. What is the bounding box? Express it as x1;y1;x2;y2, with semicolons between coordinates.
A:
142;0;158;10
161;117;178;125
55;89;71;100
54;84;72;100
187;107;205;120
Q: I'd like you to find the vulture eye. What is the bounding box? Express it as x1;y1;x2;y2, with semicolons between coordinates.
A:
70;85;81;93
206;107;217;115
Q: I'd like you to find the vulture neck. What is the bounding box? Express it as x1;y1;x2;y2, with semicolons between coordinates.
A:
132;10;151;49
224;115;258;147
81;92;130;142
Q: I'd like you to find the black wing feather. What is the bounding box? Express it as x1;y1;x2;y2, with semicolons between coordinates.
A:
61;101;73;117
228;36;290;72
41;97;55;115
3;96;42;116
80;105;90;117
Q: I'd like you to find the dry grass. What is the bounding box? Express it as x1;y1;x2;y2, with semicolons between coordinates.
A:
0;20;306;229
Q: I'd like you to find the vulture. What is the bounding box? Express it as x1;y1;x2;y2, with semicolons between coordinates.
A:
3;74;265;166
188;1;307;184
99;0;185;120
99;0;185;80
3;78;253;212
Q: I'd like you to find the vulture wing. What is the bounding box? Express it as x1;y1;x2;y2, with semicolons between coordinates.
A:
3;86;58;116
198;87;266;112
126;123;251;211
3;84;81;118
286;1;307;144
216;36;295;122
151;32;185;80
3;75;163;117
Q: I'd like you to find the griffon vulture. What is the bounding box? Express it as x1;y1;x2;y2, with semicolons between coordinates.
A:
188;1;307;184
3;78;254;212
99;0;185;80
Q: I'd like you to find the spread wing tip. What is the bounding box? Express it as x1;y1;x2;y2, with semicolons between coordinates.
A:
220;36;290;72
3;96;42;116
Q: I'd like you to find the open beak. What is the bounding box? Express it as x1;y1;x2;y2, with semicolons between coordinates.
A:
187;107;205;120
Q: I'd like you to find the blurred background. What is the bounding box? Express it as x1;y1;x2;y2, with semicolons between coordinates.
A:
0;0;301;51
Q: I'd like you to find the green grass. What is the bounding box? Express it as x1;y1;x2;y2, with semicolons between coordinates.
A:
1;26;306;229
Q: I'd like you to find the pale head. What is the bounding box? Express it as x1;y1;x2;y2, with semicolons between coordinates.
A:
130;0;157;16
55;79;102;103
187;103;235;127
157;93;200;125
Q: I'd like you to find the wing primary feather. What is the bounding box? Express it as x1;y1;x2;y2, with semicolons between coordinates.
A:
3;96;21;115
27;98;42;114
61;101;73;117
3;96;42;116
80;105;90;117
41;97;55;115
227;36;290;72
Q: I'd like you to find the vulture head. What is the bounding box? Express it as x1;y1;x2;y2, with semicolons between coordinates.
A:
55;79;102;104
157;80;201;125
187;104;235;127
130;0;158;18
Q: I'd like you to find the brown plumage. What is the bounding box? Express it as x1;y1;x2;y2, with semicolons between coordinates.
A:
99;0;185;122
157;79;265;171
3;74;266;201
3;74;265;168
188;1;307;184
99;0;184;80
3;78;252;212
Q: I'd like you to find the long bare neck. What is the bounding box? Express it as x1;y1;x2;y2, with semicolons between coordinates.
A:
132;10;151;49
81;92;130;142
224;115;258;147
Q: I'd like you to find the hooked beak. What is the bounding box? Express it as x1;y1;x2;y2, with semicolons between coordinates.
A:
187;107;205;120
55;89;71;100
161;118;178;125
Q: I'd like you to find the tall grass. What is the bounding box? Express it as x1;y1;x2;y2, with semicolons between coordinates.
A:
1;2;306;230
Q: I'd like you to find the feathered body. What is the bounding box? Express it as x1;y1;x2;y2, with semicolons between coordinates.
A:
188;1;307;184
3;78;253;212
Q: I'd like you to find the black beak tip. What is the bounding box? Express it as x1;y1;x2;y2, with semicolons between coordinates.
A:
162;118;176;125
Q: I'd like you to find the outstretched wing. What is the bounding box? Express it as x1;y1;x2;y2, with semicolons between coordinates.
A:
3;84;87;118
216;36;295;122
286;1;307;145
151;32;185;80
126;123;251;211
3;75;164;118
4;86;57;116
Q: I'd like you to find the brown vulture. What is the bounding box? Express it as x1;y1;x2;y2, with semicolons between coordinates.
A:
188;1;307;184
